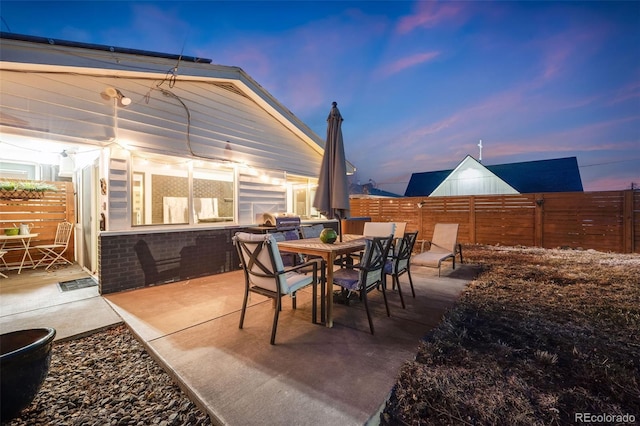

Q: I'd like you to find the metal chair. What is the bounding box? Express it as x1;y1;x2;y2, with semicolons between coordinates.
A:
0;250;7;278
300;224;325;239
384;231;419;308
363;222;396;238
331;235;394;334
32;222;74;270
233;232;322;345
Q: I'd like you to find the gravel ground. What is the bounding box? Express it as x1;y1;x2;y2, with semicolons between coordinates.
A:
5;325;212;426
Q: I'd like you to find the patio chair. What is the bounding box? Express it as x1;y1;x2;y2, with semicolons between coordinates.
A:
384;231;419;308
349;221;396;263
412;223;459;276
269;229;303;267
300;223;325;239
0;250;7;278
32;222;74;270
331;235;394;334
392;222;407;239
363;222;396;238
233;232;322;345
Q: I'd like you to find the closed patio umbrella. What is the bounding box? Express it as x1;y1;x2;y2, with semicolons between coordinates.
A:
313;102;350;236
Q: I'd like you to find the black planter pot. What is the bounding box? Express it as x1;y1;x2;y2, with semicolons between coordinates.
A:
0;328;56;422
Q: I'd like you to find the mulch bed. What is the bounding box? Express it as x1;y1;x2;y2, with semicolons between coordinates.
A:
5;325;211;426
381;245;640;425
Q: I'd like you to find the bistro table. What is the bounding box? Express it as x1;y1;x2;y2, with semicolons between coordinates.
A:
278;234;366;328
0;233;39;274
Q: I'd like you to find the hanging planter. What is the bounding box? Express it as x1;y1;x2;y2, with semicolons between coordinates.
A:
0;182;57;201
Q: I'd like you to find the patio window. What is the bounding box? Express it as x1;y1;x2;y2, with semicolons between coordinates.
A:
286;175;320;220
131;155;235;226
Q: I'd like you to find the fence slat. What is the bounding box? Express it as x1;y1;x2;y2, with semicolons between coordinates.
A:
350;190;639;253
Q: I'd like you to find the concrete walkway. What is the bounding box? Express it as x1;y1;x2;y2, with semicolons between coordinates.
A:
1;263;477;425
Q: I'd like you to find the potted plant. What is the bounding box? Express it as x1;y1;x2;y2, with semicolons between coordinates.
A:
0;181;57;200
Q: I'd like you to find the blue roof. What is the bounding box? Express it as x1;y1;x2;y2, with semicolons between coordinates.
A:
404;169;452;197
487;157;583;193
404;156;583;196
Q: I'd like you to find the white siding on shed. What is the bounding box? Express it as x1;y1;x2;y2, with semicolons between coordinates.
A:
430;156;518;196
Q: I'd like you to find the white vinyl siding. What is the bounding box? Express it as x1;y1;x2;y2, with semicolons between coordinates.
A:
430;156;518;196
0;71;322;177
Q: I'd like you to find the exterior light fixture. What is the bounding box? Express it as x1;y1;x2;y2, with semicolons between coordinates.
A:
102;87;132;106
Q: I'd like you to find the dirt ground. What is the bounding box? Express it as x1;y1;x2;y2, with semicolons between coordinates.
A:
382;245;640;426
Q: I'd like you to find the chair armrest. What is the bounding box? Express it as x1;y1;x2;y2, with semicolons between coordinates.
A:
284;259;320;274
415;239;432;253
333;256;363;270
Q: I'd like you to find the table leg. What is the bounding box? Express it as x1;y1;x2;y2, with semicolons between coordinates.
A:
325;252;335;328
18;238;29;274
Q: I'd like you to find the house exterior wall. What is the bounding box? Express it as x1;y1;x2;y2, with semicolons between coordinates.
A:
1;34;341;292
98;227;241;294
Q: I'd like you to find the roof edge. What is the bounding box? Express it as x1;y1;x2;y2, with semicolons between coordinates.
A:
0;31;212;64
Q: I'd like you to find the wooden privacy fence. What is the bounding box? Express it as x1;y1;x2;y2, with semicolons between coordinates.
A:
0;180;75;268
350;190;639;254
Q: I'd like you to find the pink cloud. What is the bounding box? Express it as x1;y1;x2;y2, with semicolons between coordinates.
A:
407;114;458;139
607;81;640;106
396;2;467;34
376;51;440;78
584;176;638;192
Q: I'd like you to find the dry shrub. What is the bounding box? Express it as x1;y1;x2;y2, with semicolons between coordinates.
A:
382;245;640;425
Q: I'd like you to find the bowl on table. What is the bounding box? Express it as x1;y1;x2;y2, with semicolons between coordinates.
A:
4;228;19;236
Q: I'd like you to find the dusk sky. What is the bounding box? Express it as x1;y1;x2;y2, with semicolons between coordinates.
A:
1;1;638;194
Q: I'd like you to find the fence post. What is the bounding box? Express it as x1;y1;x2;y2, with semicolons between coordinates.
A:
623;190;634;253
469;196;476;244
535;194;544;248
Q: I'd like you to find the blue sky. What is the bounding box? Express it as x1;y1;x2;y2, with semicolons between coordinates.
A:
2;1;638;193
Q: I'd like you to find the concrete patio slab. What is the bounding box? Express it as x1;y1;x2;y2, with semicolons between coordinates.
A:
1;262;478;425
105;265;477;425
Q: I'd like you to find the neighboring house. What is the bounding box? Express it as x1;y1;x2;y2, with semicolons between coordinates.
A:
349;181;401;198
405;155;583;197
0;32;350;293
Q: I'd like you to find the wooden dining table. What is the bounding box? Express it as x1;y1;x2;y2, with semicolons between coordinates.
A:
278;234;366;328
0;233;39;274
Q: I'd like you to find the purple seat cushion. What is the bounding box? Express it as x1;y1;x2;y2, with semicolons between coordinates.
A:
332;268;360;291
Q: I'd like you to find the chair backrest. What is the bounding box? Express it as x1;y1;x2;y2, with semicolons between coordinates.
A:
392;222;407;239
269;230;302;266
54;222;74;246
393;231;418;272
233;232;286;294
300;224;325;239
429;223;459;254
360;235;394;290
363;222;395;238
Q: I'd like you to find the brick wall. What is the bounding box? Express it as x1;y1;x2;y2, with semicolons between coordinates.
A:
99;227;243;294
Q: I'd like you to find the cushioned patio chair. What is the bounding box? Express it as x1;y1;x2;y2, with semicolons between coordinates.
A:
269;229;303;267
300;223;325;239
32;221;74;270
331;235;394;334
363;222;396;238
392;222;407;239
412;223;459;276
233;232;322;345
384;231;418;308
